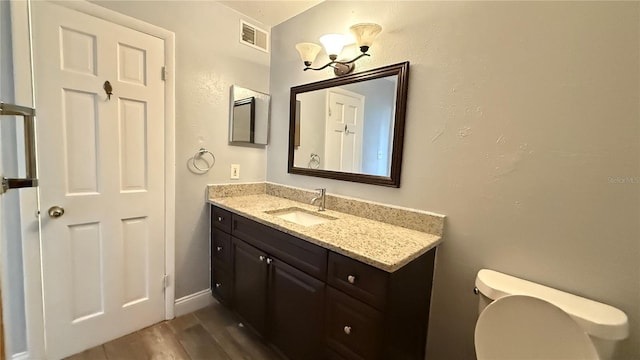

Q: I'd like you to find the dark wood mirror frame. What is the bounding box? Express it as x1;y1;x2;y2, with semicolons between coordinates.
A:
288;61;410;187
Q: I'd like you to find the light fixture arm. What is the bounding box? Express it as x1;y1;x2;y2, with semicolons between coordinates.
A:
303;53;370;72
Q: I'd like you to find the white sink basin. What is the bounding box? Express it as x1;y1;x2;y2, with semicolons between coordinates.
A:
265;207;336;227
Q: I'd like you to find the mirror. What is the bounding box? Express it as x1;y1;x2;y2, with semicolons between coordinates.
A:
288;62;409;187
229;85;270;145
231;97;255;142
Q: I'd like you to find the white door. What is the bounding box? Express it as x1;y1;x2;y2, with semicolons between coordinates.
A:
32;2;166;358
325;90;364;172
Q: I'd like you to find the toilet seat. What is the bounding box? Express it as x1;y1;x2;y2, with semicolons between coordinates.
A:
475;295;599;360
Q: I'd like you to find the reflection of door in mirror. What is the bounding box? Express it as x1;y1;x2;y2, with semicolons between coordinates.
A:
326;90;364;173
232;97;255;143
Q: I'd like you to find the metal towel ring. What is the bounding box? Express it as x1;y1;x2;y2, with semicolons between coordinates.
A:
308;153;321;169
192;148;215;172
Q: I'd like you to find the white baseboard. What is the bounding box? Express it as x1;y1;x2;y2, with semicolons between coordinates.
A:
12;352;29;360
174;289;214;317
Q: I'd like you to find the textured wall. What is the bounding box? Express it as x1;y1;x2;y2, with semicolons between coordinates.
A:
92;0;270;298
269;2;640;358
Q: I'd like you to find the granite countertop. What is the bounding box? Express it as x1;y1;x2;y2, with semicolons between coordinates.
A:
208;194;443;272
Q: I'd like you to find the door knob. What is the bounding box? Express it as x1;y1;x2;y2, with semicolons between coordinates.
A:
48;206;65;218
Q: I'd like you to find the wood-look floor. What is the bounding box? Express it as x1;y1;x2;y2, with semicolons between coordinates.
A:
65;300;285;360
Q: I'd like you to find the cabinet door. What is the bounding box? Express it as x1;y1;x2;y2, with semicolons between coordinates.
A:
233;238;268;335
269;258;325;360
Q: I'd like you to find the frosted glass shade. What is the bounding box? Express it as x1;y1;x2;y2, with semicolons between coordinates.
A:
350;23;382;52
319;34;346;58
295;42;322;65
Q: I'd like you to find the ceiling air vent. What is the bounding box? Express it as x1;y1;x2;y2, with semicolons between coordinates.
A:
240;20;269;53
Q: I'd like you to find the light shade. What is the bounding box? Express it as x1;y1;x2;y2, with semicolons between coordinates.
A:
319;34;346;59
350;23;382;52
295;42;322;65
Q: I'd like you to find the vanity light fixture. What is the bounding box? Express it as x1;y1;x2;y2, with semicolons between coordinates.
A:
295;23;382;76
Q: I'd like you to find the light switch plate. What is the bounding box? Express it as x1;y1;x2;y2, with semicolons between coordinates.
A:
230;164;240;179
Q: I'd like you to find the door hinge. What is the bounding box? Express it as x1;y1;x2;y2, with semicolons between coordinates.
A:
161;66;167;81
163;274;170;289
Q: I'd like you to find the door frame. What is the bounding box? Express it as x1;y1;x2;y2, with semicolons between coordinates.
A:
10;1;176;358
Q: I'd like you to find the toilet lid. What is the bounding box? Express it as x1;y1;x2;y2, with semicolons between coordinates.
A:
475;295;599;360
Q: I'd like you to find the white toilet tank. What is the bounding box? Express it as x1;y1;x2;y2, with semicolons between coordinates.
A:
475;269;629;360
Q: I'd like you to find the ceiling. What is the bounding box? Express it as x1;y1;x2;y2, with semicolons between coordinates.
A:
218;0;324;27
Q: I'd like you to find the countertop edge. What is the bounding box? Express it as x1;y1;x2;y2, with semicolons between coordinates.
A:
208;197;442;273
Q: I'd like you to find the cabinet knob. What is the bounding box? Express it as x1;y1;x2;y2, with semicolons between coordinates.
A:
215;283;221;288
347;275;356;284
216;246;223;252
343;326;352;335
259;255;266;262
266;258;273;265
217;216;223;222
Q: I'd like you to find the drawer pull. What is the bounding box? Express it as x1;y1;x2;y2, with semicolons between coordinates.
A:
216;246;223;252
259;255;266;262
215;283;221;288
217;216;223;222
266;258;273;265
343;326;352;335
347;275;356;284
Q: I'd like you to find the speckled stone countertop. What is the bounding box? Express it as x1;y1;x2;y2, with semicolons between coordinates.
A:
208;194;443;272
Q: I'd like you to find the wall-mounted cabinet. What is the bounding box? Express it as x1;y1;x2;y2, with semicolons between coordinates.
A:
210;205;436;360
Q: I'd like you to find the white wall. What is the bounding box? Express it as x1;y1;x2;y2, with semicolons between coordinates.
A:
269;2;640;359
293;90;325;168
92;0;271;298
341;79;395;176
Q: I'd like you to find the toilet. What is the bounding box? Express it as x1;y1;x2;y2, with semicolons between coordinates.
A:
474;269;629;360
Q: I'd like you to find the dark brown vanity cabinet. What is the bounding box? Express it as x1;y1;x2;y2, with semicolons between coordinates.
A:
210;205;436;360
211;206;327;360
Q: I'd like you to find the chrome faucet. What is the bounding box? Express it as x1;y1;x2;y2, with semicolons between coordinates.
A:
310;188;326;211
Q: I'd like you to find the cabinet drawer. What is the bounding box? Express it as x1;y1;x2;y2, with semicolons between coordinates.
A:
232;214;327;280
328;252;388;310
211;265;232;305
211;228;232;268
326;287;383;360
212;206;232;233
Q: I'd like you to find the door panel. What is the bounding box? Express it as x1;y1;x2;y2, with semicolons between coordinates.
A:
119;99;148;191
117;43;147;85
60;27;97;75
32;1;166;358
62;89;100;194
68;222;104;322
121;217;149;306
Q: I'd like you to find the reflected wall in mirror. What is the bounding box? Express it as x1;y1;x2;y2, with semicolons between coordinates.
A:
288;62;409;187
232;97;255;142
229;85;270;145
